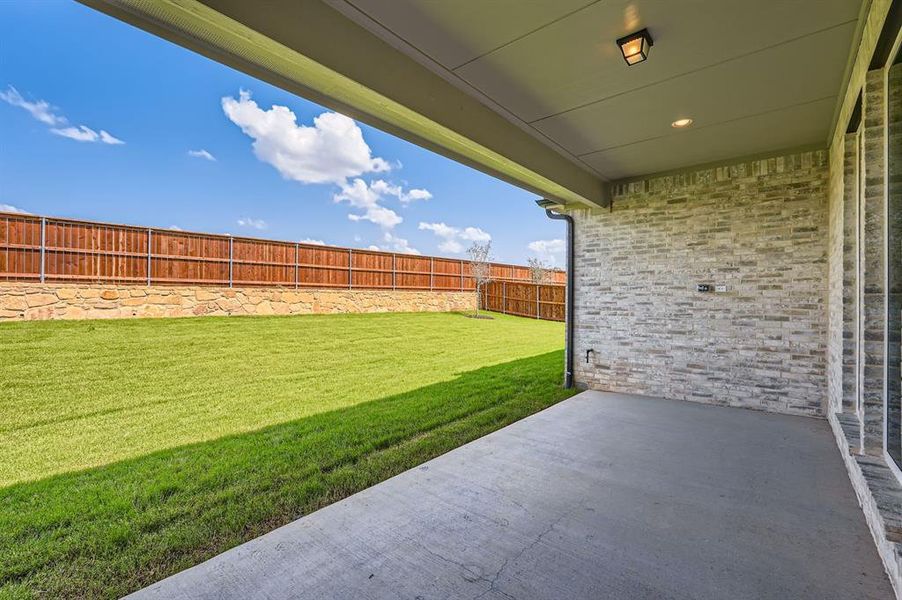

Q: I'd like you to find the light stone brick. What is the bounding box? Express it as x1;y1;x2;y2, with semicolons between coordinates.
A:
571;149;828;417
25;293;58;308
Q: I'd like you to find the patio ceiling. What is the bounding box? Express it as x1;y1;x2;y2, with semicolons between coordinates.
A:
331;0;863;180
81;0;863;204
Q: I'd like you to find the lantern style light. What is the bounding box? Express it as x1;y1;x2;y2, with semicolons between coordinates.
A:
616;28;653;66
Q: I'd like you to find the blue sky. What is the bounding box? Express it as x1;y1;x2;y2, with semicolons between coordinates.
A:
0;1;566;266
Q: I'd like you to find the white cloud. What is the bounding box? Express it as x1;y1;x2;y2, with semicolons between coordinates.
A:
99;130;125;145
168;225;183;231
418;222;456;239
188;149;216;161
335;178;403;229
2;85;124;145
334;179;431;229
237;217;267;230
50;125;124;145
0;204;28;214
369;180;431;205
222;90;389;185
528;238;566;267
418;222;491;254
50;125;97;142
222;90;430;231
460;227;492;242
299;238;325;245
367;232;420;255
382;232;420;254
405;189;432;203
0;86;65;126
221;89;431;230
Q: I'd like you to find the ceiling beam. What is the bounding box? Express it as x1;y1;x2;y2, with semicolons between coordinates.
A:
78;0;611;208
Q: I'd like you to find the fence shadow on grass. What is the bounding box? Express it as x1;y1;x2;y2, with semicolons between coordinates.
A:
0;350;571;599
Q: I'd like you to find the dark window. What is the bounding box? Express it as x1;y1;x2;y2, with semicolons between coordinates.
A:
887;40;902;468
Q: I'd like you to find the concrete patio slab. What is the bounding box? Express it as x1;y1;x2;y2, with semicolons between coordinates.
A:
128;391;893;599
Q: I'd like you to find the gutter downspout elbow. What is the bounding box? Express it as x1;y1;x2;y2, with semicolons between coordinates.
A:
542;205;574;389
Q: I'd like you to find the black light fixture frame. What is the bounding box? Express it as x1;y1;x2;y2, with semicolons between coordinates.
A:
616;28;654;65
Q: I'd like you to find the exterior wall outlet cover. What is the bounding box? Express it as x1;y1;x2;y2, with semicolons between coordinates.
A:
715;285;728;293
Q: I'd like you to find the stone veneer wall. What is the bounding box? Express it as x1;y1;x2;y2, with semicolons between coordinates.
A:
827;132;858;416
570;149;828;417
0;283;476;321
841;130;861;415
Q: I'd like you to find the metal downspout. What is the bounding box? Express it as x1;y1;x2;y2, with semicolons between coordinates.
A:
543;206;574;389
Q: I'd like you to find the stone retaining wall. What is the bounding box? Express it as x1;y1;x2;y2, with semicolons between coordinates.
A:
0;283;476;321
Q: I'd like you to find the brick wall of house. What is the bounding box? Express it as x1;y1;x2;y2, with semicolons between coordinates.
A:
570;149;829;417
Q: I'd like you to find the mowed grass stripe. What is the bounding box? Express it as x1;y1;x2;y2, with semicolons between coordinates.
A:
0;312;562;485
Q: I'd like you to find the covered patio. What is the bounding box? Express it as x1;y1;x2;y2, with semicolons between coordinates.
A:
81;0;902;597
130;391;890;599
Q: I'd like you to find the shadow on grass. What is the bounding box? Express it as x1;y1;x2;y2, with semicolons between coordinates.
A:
0;350;571;599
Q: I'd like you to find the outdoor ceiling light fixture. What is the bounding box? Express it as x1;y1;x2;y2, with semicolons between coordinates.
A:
671;118;693;128
617;28;653;65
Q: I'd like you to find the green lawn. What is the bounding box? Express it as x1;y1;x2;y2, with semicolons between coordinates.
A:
0;311;571;599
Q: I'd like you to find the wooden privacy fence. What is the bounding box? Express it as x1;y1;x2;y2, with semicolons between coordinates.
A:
0;212;566;296
481;280;565;321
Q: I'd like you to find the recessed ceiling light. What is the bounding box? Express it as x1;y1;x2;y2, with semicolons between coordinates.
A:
671;118;693;128
616;28;653;66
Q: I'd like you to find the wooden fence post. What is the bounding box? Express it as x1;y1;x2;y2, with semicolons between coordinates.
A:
536;284;540;319
459;259;464;291
228;235;233;288
429;257;434;291
294;242;299;289
39;217;46;283
146;228;152;286
348;248;353;289
502;281;506;314
392;254;396;290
